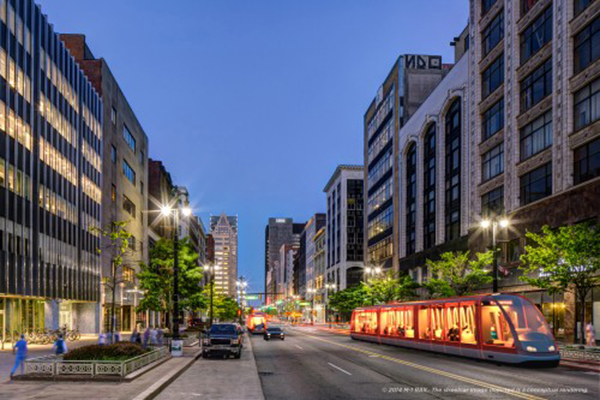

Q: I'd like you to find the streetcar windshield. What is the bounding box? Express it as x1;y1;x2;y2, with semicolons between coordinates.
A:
493;295;555;350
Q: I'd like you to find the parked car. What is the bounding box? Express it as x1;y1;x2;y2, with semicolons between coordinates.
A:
264;327;285;341
202;323;243;359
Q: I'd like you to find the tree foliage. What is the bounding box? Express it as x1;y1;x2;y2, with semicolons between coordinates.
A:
424;250;493;297
328;285;368;318
363;272;419;305
519;223;600;343
136;238;205;325
201;283;240;322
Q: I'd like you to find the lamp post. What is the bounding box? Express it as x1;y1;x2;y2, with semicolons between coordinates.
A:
236;279;248;324
307;288;317;325
160;203;192;342
480;217;509;293
324;282;335;328
206;265;219;327
364;266;382;306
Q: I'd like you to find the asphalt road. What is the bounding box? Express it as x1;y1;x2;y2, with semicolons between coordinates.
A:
251;325;599;400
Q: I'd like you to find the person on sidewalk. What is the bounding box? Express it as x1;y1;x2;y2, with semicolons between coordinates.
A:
10;334;28;378
98;332;107;346
143;327;151;348
114;331;121;343
586;322;596;346
131;327;138;343
52;334;67;356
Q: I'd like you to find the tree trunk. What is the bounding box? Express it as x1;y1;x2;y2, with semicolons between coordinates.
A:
578;288;589;345
111;269;117;344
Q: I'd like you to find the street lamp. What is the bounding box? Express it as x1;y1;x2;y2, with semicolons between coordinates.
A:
480;217;510;292
324;282;335;329
206;264;220;327
160;203;192;344
307;288;317;325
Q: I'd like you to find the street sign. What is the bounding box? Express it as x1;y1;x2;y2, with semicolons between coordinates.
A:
246;295;259;300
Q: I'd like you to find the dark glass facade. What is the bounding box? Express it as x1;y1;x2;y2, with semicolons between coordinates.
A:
0;0;102;331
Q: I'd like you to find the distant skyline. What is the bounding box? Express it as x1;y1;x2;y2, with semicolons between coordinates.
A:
38;0;469;293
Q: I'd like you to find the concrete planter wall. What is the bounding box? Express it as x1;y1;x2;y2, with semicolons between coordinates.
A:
24;347;169;378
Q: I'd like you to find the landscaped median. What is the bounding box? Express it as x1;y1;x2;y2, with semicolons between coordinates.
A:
18;342;170;381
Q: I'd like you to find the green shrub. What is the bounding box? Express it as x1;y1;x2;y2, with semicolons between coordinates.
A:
64;342;150;361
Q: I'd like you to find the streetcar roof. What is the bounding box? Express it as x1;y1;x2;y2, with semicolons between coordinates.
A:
352;293;527;312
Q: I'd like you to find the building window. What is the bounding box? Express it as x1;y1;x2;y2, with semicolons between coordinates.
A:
122;160;136;185
122;266;134;282
574;77;600;131
482;143;504;181
482;0;498;15
111;107;117;125
123;195;136;217
123;125;136;152
405;143;417;256
575;0;593;16
520;111;552;161
482;11;504;57
111;146;117;163
522;0;542;15
481;186;504;218
423;124;436;250
520;58;552;112
139;150;145;165
520;7;552;64
367;148;393;189
574;16;599;74
482;98;504;141
482;55;504;99
111;184;116;202
128;236;136;251
574;138;600;185
367;206;393;240
520;163;552;206
368;236;392;263
445;99;461;241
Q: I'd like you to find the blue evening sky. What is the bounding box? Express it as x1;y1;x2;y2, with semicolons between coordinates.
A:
38;0;469;294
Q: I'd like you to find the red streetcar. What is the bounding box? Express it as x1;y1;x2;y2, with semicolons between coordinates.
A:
247;312;268;334
350;294;560;366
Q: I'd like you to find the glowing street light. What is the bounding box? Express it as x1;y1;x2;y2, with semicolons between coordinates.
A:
480;216;510;292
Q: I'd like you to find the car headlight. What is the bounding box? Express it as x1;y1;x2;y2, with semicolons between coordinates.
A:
232;339;239;345
526;346;537;352
203;339;210;345
548;345;555;352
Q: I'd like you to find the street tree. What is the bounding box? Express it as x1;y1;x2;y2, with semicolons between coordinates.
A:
328;285;368;321
363;271;419;305
423;250;494;297
201;284;241;322
95;221;132;343
136;238;205;329
519;223;600;344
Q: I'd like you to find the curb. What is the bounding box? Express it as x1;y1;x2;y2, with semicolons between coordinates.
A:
132;349;202;400
560;361;600;373
245;332;266;400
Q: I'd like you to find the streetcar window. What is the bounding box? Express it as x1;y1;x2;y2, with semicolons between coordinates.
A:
481;304;515;347
405;308;415;338
445;304;460;342
460;303;477;344
495;296;554;347
431;306;445;341
418;307;430;339
353;311;378;334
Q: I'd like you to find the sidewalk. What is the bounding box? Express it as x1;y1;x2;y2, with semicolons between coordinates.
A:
153;332;265;400
0;347;201;400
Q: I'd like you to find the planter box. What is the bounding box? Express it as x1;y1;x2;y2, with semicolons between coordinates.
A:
24;347;169;378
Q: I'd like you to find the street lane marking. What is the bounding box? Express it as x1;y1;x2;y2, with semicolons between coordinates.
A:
295;345;304;350
305;335;545;400
328;362;352;376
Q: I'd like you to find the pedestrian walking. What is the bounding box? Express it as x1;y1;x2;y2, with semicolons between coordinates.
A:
156;328;164;347
10;334;28;378
143;327;150;348
586;322;596;346
150;327;158;346
114;331;121;343
131;327;138;343
52;334;67;356
98;332;107;346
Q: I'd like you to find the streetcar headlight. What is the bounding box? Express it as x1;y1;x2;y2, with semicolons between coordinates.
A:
548;345;555;352
526;346;537;352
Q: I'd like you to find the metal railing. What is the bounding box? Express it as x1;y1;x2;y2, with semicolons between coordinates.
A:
24;346;169;377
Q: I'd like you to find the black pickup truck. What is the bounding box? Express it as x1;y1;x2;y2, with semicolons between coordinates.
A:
202;323;244;359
